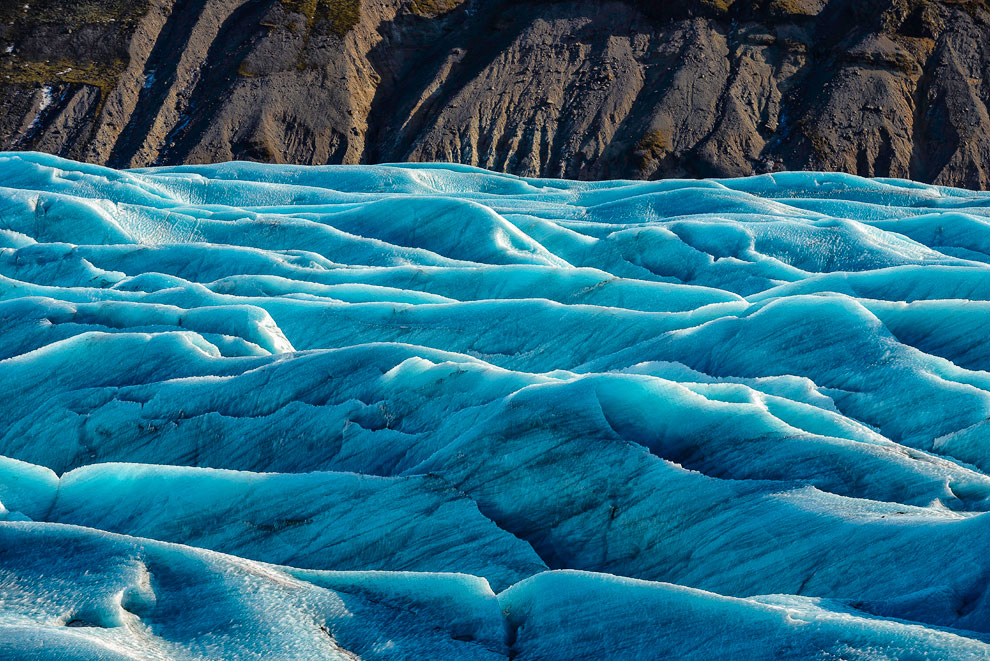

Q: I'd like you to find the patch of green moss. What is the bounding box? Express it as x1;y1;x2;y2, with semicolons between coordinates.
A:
281;0;319;23
634;129;670;170
837;45;920;74
0;57;125;122
0;0;147;103
941;0;990;22
0;0;150;27
629;0;735;21
763;0;817;16
799;121;830;160
882;0;944;35
0;58;124;94
702;0;736;12
239;136;278;162
237;61;260;78
280;0;361;38
408;0;464;18
280;0;360;71
327;0;361;37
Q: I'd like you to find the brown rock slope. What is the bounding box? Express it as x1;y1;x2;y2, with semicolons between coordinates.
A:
3;0;990;187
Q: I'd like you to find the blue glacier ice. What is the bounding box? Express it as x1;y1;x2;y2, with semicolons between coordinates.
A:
3;151;990;657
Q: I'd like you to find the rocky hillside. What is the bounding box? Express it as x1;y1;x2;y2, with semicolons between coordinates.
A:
3;0;990;187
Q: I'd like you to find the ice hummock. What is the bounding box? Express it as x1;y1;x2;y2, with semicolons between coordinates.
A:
2;151;990;658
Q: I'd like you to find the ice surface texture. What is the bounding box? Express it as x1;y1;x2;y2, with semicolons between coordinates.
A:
2;151;990;658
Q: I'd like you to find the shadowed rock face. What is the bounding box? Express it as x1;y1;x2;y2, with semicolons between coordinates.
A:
3;0;990;187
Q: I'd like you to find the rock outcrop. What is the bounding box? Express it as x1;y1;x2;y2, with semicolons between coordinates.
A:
4;0;990;187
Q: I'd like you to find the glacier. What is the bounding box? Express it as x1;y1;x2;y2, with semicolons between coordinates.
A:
2;151;990;658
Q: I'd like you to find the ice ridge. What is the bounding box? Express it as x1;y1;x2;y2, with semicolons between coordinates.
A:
2;152;990;658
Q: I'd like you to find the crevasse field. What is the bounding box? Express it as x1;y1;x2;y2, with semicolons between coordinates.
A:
2;151;990;659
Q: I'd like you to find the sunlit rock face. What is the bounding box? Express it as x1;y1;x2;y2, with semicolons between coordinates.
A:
2;151;990;658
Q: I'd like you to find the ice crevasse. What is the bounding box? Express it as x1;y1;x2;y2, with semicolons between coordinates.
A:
2;151;990;658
